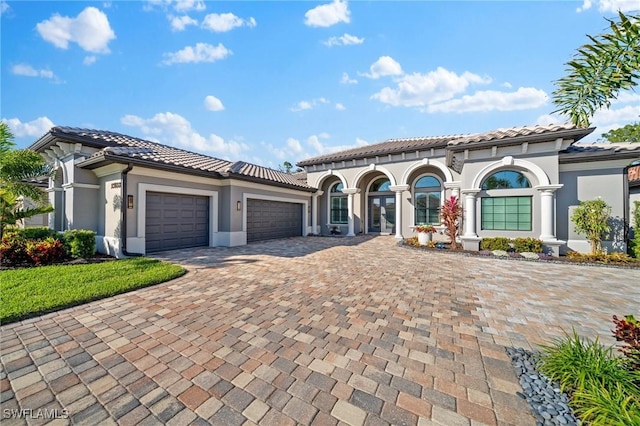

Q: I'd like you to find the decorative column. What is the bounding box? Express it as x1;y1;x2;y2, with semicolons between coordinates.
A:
461;189;481;237
460;189;481;251
389;185;409;240
312;190;323;235
444;181;461;200
342;188;360;237
536;184;564;256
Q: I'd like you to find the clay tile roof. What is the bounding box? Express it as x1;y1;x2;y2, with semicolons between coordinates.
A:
297;134;469;166
43;127;313;190
447;123;586;146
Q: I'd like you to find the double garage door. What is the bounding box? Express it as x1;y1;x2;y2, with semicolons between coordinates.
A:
146;192;209;253
246;199;302;242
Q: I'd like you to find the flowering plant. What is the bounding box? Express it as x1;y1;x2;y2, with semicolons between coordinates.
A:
414;225;436;233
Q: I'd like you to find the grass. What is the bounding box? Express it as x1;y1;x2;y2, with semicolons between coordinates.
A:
536;329;640;425
0;258;186;324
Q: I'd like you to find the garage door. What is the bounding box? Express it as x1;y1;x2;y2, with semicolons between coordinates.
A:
247;199;302;242
146;192;209;252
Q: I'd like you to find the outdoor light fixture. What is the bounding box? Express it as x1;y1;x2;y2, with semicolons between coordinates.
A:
237;201;242;211
127;195;134;209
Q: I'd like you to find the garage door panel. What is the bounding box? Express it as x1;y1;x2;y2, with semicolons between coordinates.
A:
247;199;302;243
146;191;209;252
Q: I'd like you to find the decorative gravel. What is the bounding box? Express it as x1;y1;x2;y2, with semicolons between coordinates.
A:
506;347;579;426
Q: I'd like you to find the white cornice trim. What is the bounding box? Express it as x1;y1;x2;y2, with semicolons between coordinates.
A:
559;159;633;172
91;163;128;178
62;183;100;190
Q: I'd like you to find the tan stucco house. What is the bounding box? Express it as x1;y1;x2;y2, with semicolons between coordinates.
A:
30;124;640;257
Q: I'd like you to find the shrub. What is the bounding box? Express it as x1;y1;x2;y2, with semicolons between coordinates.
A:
0;235;28;266
63;229;96;259
566;250;636;264
571;198;612;254
513;237;543;253
632;201;640;258
25;238;66;265
612;315;640;371
5;227;60;241
480;237;511;251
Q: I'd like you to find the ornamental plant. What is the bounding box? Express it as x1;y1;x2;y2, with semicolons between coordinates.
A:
612;315;640;371
440;195;463;250
414;225;436;233
571;198;611;254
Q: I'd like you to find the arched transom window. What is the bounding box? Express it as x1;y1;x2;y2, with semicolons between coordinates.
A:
481;170;532;231
370;178;391;192
330;182;347;224
414;176;441;225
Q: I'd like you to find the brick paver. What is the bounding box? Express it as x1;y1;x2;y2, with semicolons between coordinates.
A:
1;236;637;425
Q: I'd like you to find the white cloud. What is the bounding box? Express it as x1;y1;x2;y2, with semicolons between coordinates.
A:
36;7;115;54
145;0;205;12
372;67;491;107
304;0;350;27
577;0;639;12
362;56;403;79
323;33;364;47
340;72;357;84
121;112;248;157
1;2;9;15
169;15;197;31
286;137;303;154
204;95;224;111
535;113;567;126
335;103;346;111
290;98;331;112
1;117;55;137
162;42;231;65
502;82;513;89
427;87;548;113
355;137;369;146
202;13;256;32
83;56;97;66
11;63;58;80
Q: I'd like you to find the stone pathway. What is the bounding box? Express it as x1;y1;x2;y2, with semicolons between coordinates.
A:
1;236;637;425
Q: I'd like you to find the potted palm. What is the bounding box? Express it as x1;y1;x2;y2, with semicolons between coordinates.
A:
414;225;436;245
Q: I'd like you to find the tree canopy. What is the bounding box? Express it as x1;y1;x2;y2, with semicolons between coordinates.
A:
600;122;640;142
552;12;640;128
0;123;53;237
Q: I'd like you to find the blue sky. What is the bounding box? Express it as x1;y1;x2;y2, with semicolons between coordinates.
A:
2;0;639;169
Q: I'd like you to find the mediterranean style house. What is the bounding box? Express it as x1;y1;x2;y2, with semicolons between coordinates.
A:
30;124;640;257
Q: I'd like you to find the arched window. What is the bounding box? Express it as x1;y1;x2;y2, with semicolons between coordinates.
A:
330;182;347;224
370;178;391;192
481;170;532;231
481;170;531;190
414;176;441;225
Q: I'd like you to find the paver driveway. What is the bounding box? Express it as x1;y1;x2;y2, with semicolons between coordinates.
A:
1;236;638;426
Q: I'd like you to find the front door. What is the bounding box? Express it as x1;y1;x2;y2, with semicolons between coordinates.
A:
369;196;395;233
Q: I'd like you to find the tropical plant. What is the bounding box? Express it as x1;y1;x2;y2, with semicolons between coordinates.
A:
0;123;53;238
612;314;640;371
440;195;462;250
414;225;436;233
552;12;640;127
571;198;612;254
601;122;640;142
631;200;640;258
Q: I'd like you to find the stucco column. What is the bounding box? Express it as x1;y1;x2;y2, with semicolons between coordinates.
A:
461;189;481;237
536;185;563;240
312;190;323;235
342;188;360;237
389;185;409;240
444;181;461;200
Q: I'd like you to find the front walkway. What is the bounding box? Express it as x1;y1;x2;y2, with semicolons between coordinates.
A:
1;236;637;425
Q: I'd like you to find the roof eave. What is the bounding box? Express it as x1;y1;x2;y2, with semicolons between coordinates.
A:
559;149;640;163
447;127;595;152
227;173;315;192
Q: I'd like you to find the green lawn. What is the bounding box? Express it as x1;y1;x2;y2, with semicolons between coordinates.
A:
0;258;186;324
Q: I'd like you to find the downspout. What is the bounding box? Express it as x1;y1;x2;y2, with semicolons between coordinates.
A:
121;163;142;257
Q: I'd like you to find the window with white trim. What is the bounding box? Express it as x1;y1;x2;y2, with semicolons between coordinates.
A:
330;182;347;224
414;176;441;225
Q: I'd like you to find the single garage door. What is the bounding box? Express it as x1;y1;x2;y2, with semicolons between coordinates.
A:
146;192;209;252
247;199;302;242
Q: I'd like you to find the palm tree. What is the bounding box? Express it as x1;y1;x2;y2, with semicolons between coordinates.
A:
552;12;640;127
0;123;53;238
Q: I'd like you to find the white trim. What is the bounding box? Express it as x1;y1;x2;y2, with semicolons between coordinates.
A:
129;167;221;185
400;158;453;185
311;169;348;190
137;183;219;252
470;157;550;189
243;193;309;237
559;159;632;172
353;165;397;188
62;183;100;190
